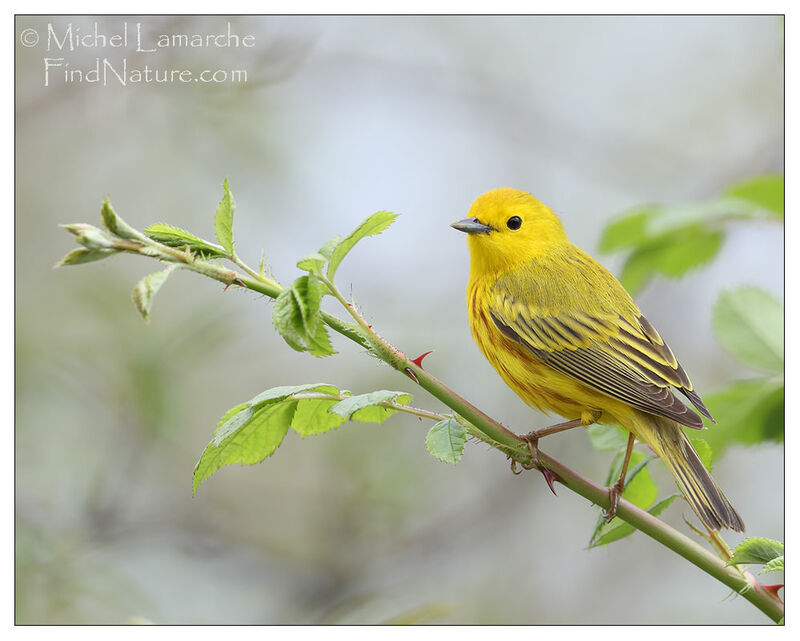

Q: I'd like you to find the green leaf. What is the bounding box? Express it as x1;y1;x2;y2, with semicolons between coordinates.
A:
327;211;398;281
330;390;412;422
54;247;120;267
144;223;227;258
217;403;249;427
214;178;235;254
587;424;629;451
727;537;784;566
318;236;340;259
689;437;712;472
760;556;784;574
599;209;653;252
101;200;145;240
702;378;783;456
713;287;783;373
272;276;335;357
425;418;467;464
193;400;296;494
248;383;340;408
617;227;723;295
297;252;327;274
291;398;345;436
589;494;680;548
589;450;659;546
653;228;723;277
132;265;177;322
724;175;784;217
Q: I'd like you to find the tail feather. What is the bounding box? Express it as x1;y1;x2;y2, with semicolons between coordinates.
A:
638;416;745;532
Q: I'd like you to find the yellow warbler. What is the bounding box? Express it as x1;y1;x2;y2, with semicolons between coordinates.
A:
452;187;744;531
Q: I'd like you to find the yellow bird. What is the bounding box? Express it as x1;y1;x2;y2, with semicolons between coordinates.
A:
452;187;744;532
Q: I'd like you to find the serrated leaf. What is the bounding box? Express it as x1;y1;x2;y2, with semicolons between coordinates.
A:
425;418;467;464
330;390;412;420
145;223;227;258
297;252;327;274
193;400;296;494
318;236;340;259
291;398;345;436
291;275;323;338
760;556;784;574
55;247;120;267
217;403;249;427
327;211;398;281
727;537;784;566
599;209;653;252
689;437;712;472
589;494;680;548
248;383;340;407
702;378;783;457
214;178;235;254
272;276;334;357
132;265;177;322
724;174;784;217
587;424;629;451
713;287;783;373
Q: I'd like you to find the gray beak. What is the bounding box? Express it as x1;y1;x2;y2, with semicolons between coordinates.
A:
450;217;493;235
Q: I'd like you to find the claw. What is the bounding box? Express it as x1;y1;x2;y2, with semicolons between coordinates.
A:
603;480;625;522
411;350;433;368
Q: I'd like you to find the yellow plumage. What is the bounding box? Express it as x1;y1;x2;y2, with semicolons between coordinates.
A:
453;187;744;532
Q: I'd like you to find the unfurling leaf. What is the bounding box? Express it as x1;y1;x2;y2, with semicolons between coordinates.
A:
760;556;784;574
55;247;120;267
272;276;335;357
713;287;783;373
214;178;235;254
727;537;784;566
144;223;227;258
132;265;177;321
101;200;146;240
425;418;466;464
327;211;398;281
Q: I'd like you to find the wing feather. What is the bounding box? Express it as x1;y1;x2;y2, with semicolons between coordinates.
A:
489;289;713;428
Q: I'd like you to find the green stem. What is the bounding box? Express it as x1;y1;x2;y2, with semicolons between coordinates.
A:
98;237;784;623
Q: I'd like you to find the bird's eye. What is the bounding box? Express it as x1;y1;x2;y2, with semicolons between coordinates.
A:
506;216;522;230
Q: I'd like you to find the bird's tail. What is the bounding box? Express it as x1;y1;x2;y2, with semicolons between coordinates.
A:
633;414;745;532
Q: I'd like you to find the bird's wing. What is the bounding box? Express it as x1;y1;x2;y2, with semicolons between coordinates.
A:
489;292;713;429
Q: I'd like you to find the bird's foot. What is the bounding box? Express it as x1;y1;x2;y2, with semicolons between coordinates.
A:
603;478;626;522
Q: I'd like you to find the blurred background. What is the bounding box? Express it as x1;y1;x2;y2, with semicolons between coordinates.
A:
16;15;783;624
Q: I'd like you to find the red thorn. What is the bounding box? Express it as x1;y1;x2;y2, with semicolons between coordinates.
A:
404;367;419;384
224;277;246;291
760;584;784;600
411;350;434;369
418;416;423;421
539;468;563;496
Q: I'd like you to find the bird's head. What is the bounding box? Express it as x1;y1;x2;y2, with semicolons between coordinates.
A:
452;188;569;276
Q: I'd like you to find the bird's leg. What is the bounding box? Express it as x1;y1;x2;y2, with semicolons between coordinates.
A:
604;432;636;522
519;418;583;469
